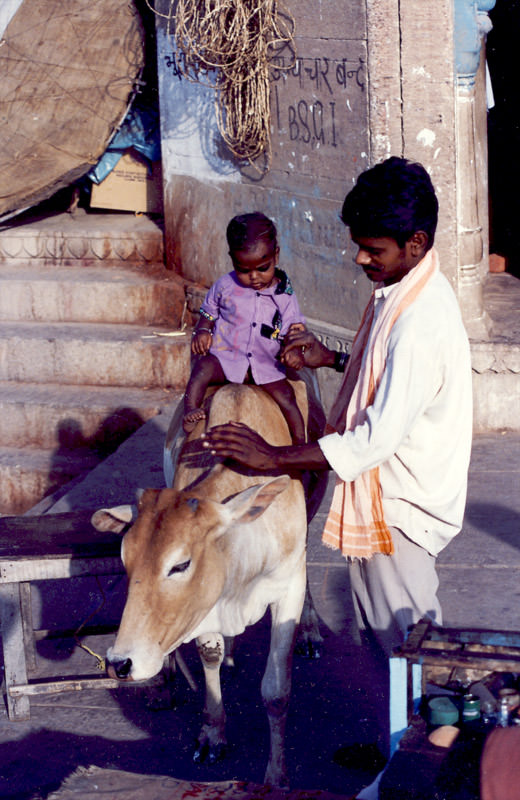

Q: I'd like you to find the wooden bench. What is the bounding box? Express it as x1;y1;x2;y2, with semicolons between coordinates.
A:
0;510;128;721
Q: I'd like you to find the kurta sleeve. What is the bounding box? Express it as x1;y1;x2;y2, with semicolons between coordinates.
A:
319;312;443;482
200;278;222;322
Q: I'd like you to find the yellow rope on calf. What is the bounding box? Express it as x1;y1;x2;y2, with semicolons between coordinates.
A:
74;576;108;671
76;642;106;672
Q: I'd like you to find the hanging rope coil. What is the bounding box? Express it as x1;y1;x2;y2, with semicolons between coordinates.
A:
147;0;295;171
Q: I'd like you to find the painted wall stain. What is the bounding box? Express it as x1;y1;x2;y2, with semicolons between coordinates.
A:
417;128;436;148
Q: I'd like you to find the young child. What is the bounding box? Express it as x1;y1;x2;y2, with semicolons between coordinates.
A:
183;212;307;443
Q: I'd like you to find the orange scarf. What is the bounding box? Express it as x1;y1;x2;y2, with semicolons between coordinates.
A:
322;248;439;559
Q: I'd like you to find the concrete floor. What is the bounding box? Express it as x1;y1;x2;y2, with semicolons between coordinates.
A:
0;267;519;799
1;424;519;800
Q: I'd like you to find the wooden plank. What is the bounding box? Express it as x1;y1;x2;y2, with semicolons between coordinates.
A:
427;625;520;649
0;511;123;560
9;673;168;698
9;677;125;696
406;652;520;673
399;618;431;654
20;581;36;672
0;556;123;583
0;584;30;720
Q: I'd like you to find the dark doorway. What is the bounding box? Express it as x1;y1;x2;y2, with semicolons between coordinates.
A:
487;2;520;277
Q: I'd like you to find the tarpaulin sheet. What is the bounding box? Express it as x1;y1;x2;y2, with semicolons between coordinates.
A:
0;0;145;218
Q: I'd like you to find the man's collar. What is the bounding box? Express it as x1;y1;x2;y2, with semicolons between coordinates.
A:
374;281;400;300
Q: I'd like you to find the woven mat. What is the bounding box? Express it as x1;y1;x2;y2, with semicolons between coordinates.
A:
46;766;352;800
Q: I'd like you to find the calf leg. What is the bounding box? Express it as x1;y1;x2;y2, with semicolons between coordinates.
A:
194;633;227;763
262;568;306;787
296;580;323;660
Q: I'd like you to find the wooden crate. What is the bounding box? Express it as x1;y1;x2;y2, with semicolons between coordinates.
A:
389;618;520;754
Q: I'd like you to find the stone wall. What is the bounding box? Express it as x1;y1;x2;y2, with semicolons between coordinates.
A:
156;0;370;347
155;1;494;414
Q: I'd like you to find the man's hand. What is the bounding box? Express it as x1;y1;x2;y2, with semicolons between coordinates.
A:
280;329;335;370
202;422;278;470
202;422;329;473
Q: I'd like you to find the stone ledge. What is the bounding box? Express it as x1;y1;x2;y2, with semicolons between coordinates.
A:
471;341;520;374
0;211;165;265
306;317;355;353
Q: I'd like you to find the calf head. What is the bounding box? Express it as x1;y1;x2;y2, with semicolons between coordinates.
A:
107;475;291;681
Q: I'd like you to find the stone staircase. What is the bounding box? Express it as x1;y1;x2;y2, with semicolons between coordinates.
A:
0;209;192;515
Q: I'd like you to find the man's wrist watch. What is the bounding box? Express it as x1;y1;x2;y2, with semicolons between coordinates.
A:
333;350;349;373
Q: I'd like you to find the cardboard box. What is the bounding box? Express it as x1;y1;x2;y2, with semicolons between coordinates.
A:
90;150;163;213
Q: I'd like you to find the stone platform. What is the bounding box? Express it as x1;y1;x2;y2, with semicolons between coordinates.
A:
472;271;520;432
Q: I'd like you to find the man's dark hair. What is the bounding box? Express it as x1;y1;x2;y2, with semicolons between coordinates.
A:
341;157;439;249
226;212;277;253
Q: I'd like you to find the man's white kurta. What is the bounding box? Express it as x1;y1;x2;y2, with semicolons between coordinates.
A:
318;270;473;556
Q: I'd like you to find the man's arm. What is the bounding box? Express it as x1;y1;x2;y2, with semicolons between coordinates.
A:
280;329;340;370
202;422;330;472
203;329;347;471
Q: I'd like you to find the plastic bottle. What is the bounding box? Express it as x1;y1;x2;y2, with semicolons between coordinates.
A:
498;697;510;727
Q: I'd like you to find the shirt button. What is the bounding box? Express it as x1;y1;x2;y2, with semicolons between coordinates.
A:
256;291;260;296
247;352;252;358
252;322;257;327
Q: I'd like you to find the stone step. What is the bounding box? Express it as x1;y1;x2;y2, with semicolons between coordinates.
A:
0;262;187;325
0;209;190;514
0;210;164;266
0;381;182;450
0;445;103;515
0;322;191;387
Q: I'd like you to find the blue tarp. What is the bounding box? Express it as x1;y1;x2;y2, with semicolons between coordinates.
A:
88;102;161;185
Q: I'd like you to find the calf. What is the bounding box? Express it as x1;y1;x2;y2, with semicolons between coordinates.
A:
106;383;309;786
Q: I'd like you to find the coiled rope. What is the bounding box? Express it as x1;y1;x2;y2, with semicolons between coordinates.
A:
145;0;295;172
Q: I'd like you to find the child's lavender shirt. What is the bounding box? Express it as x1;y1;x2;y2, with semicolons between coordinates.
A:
200;269;305;385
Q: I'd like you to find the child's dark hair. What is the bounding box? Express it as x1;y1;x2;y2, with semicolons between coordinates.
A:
226;212;277;253
341;157;439;249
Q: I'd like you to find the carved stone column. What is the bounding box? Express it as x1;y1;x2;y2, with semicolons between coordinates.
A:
454;0;495;338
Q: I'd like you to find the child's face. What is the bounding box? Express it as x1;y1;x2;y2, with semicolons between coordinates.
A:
351;234;423;286
230;239;279;291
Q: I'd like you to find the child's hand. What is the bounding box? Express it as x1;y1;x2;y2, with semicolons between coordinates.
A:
281;322;306;369
283;347;305;370
191;330;213;355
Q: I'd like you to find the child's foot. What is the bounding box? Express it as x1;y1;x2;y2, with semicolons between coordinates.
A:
183;408;206;433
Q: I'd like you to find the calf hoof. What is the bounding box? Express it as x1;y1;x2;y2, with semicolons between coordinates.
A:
295;639;322;660
193;740;227;765
193;741;208;764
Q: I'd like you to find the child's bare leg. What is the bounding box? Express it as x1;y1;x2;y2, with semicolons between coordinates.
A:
184;355;227;432
262;379;306;444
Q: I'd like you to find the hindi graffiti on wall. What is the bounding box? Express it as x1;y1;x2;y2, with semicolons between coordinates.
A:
268;43;367;183
162;40;367;186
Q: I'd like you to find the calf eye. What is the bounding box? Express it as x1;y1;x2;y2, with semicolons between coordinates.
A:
168;560;191;576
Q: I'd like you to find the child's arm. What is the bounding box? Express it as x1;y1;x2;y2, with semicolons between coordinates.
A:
281;322;306;370
191;319;215;355
193;280;220;355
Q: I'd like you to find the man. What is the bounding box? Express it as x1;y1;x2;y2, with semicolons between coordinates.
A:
203;157;473;796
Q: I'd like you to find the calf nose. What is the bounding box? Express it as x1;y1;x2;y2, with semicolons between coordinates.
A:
108;656;133;680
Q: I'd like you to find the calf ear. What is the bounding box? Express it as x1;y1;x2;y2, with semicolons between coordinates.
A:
91;504;136;534
222;475;292;525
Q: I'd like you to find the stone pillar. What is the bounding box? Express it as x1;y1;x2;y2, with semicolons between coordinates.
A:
366;0;495;337
365;0;402;163
453;0;495;339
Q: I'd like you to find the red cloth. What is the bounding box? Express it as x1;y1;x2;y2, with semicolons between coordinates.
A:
480;726;520;800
